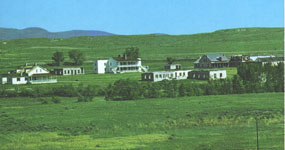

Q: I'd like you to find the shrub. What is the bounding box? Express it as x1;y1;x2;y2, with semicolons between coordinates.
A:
51;96;61;104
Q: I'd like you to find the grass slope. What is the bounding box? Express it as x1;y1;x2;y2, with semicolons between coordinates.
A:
0;92;283;149
0;27;283;74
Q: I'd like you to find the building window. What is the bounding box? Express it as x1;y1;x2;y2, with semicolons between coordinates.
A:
220;73;223;78
155;75;158;78
179;73;182;76
68;70;70;74
64;70;67;74
78;70;80;74
149;75;151;79
193;74;195;78
183;72;185;76
214;73;217;78
17;78;20;81
159;74;162;78
144;75;147;79
36;69;38;73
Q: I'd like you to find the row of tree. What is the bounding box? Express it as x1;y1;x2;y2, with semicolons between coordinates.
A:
104;63;284;100
0;83;97;102
52;50;85;66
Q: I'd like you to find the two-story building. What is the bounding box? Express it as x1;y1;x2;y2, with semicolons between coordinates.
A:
94;54;148;74
194;54;229;68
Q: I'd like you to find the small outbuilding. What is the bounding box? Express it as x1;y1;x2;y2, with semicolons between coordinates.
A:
164;64;181;71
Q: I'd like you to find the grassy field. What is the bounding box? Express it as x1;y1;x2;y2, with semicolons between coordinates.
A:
0;27;283;74
0;92;283;149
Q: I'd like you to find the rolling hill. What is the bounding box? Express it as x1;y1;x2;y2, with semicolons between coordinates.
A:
0;27;283;73
0;27;115;40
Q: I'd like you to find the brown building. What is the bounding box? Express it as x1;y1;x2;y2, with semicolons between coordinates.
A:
194;54;229;68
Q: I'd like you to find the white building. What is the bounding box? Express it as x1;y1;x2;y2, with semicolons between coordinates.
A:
250;55;275;61
188;70;227;80
1;63;57;84
164;64;181;71
141;70;191;82
94;55;148;74
52;67;84;75
94;59;108;74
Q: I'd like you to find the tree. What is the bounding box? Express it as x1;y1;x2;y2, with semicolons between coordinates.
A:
178;83;185;97
124;47;139;59
232;75;245;94
68;50;85;65
77;84;96;102
52;51;64;66
166;57;174;64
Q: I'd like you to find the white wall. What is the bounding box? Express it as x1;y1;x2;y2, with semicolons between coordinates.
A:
209;70;226;80
62;68;84;75
94;60;108;74
1;77;7;84
12;77;27;84
151;70;191;82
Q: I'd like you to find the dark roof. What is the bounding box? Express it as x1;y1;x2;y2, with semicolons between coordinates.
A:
256;57;284;62
205;54;229;62
194;54;229;63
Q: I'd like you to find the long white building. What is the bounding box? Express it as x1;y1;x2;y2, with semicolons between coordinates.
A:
141;70;191;82
94;55;148;74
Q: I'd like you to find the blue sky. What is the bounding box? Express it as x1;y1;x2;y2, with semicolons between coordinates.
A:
0;0;283;35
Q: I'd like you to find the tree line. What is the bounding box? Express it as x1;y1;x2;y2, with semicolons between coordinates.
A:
105;62;284;100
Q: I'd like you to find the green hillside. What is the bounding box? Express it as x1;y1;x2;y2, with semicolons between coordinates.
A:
0;93;283;149
0;27;283;73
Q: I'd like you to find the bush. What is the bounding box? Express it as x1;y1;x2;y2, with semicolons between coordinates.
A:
77;84;96;102
38;98;48;104
51;96;61;104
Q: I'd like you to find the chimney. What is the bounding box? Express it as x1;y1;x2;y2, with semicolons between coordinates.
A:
124;54;127;60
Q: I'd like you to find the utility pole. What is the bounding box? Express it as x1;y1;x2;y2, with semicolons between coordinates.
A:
256;118;259;150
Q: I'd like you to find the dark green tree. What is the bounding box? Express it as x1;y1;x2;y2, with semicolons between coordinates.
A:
232;75;245;94
52;51;64;66
178;83;185;97
124;47;139;59
77;84;96;102
166;57;174;64
68;50;85;65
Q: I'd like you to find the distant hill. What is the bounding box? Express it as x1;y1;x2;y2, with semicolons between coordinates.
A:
0;27;115;40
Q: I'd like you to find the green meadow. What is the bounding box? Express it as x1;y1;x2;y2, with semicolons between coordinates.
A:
0;93;283;149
